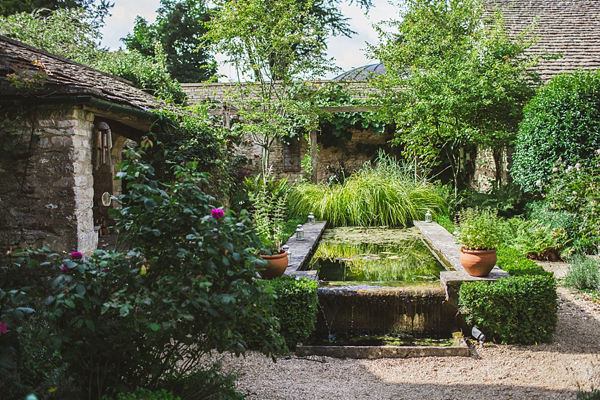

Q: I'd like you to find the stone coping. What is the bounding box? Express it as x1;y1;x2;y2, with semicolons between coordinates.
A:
296;338;470;359
282;221;327;280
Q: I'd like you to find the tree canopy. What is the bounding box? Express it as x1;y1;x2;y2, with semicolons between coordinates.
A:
0;0;113;27
123;0;216;83
370;0;539;192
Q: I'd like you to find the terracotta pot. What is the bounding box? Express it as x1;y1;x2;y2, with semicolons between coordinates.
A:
259;251;288;279
459;247;497;277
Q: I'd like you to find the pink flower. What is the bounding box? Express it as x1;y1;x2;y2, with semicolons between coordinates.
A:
596;149;600;155
5;248;12;256
70;252;83;260
536;179;542;187
61;265;68;271
211;208;225;219
567;165;574;173
575;162;581;170
0;321;7;335
552;167;558;173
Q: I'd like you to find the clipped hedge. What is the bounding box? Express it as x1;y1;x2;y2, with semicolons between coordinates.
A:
496;245;552;277
269;276;319;349
459;275;558;344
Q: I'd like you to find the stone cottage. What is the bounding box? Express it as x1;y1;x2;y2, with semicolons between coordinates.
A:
0;35;164;255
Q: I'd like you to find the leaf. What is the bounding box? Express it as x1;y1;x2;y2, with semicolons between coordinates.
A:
85;320;95;332
76;283;86;296
144;198;157;212
149;323;160;331
120;306;130;317
65;300;75;309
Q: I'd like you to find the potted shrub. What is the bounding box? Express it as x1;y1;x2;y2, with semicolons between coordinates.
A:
456;208;503;277
251;175;290;279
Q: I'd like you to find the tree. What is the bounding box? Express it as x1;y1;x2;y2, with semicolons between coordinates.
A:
0;0;113;27
370;0;538;196
123;0;216;83
206;0;372;179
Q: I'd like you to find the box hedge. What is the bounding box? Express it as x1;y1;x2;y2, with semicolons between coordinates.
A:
496;245;553;277
458;275;557;344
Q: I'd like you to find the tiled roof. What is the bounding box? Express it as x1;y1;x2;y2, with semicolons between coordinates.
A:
0;35;164;113
486;0;600;81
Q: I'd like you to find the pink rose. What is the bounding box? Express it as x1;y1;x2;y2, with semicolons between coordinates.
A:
0;321;7;335
70;251;83;260
211;208;225;219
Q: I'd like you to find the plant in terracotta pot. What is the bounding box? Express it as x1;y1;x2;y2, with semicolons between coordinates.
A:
250;174;290;279
456;208;503;277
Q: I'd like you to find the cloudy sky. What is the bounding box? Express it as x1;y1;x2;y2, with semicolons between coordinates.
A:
99;0;399;81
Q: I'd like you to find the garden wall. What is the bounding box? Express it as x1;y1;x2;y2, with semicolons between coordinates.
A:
237;128;393;183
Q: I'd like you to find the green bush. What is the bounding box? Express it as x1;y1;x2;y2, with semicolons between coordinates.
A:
579;389;600;400
512;69;600;192
268;277;318;350
288;153;446;227
459;275;558;344
564;255;600;291
496;245;552;276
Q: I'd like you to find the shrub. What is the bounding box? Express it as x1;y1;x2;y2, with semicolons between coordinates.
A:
496;245;552;276
288;153;446;227
1;153;284;398
579;389;600;400
564;255;600;291
110;388;181;400
269;277;318;350
459;275;558;344
512;69;600;192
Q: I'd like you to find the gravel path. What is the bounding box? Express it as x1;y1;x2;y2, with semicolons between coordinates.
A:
220;262;600;399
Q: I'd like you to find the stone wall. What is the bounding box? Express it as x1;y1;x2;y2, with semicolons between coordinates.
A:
0;105;97;255
236;128;394;183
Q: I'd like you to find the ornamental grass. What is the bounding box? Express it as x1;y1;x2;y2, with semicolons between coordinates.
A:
288;154;445;227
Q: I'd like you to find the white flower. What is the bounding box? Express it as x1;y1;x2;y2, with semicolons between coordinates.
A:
567;165;574;173
575;162;581;170
553;167;559;173
596;149;600;155
536;179;542;187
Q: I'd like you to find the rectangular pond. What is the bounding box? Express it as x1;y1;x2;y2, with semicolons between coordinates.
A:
306;227;446;285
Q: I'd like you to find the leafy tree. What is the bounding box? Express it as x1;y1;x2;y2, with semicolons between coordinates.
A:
0;0;113;27
0;9;186;104
123;0;217;83
370;0;539;196
206;0;371;179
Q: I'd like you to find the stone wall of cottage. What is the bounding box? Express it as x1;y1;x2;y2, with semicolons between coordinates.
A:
0;106;97;255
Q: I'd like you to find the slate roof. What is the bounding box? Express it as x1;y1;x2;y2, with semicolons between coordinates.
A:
0;35;164;113
485;0;600;81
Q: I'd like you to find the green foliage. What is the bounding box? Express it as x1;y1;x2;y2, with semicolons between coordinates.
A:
123;0;216;83
564;255;600;292
543;154;600;249
288;152;446;227
453;183;528;218
579;389;600;400
508;220;568;261
459;275;558;344
512;69;600;192
247;172;291;252
0;8;186;104
143;107;227;183
370;0;538;195
2;153;284;398
456;208;503;250
524;201;582;243
267;277;318;350
0;0;112;27
496;244;552;277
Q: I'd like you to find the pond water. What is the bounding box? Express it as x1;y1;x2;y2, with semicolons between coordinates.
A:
307;226;445;285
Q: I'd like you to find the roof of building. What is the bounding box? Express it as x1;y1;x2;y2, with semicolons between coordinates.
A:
333;63;386;81
0;35;164;113
485;0;600;81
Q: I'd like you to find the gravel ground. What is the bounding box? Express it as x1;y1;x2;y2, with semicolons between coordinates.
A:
219;261;600;399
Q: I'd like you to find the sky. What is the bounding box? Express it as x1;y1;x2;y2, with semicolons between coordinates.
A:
99;0;399;81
